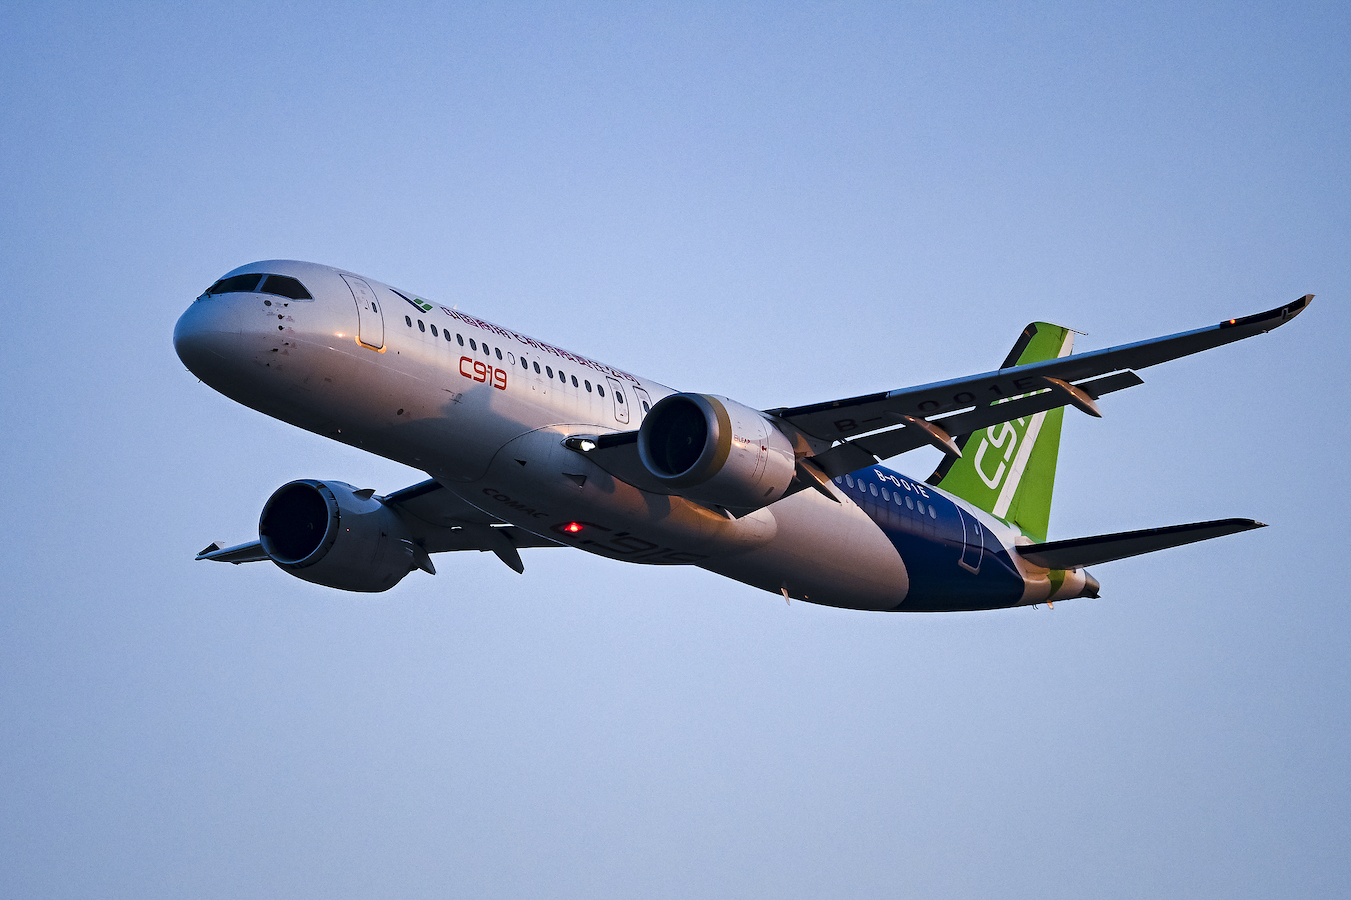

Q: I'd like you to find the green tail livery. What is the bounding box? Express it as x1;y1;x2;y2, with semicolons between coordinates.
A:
926;322;1075;542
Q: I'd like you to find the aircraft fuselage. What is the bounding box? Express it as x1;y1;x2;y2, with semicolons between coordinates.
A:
173;260;1096;610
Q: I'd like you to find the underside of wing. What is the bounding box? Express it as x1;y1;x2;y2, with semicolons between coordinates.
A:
1016;518;1266;570
805;370;1143;478
371;478;561;553
768;296;1312;445
748;295;1313;485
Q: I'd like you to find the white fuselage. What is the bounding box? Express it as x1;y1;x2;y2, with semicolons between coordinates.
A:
175;260;1083;610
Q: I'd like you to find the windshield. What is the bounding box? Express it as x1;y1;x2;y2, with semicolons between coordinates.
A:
200;273;313;301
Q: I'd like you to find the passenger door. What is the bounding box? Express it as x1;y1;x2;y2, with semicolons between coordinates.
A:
955;506;984;574
341;274;384;350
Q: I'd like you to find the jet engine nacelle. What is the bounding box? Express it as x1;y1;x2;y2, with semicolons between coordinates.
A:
258;479;416;592
636;393;797;512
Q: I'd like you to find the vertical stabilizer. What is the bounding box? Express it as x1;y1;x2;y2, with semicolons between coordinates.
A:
926;322;1075;542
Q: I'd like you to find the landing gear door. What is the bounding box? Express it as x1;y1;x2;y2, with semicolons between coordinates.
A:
956;506;984;574
341;274;384;351
605;377;630;425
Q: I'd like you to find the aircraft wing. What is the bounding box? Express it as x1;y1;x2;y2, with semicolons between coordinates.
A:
572;296;1310;490
767;295;1312;443
197;478;560;573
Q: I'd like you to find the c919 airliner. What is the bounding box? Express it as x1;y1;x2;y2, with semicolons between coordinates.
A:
174;261;1309;611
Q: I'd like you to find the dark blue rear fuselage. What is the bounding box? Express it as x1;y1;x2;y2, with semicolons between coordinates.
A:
840;466;1025;611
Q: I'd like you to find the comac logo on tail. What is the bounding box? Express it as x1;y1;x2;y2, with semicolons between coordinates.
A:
928;324;1075;541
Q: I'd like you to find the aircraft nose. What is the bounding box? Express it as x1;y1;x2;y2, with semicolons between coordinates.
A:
174;297;242;382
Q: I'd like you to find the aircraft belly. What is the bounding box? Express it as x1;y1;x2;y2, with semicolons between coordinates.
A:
700;489;911;610
467;428;913;609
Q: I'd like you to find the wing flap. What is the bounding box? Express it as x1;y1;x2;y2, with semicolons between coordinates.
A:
808;370;1144;477
1016;518;1265;570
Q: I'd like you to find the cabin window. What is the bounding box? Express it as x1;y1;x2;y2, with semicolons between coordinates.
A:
405;316;412;327
641;400;649;413
916;501;925;514
521;357;529;369
584;380;592;392
559;370;567;383
430;324;438;337
906;496;914;509
929;506;937;519
457;334;464;346
571;375;579;387
546;366;554;378
483;343;491;356
533;362;541;374
495;348;503;360
597;385;605;397
418;320;425;332
469;339;477;350
869;483;878;496
845;474;855;488
444;330;452;342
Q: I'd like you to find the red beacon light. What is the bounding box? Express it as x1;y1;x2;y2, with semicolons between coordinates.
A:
563;522;584;534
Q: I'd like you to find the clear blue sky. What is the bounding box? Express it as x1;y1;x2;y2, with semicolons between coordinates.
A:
2;3;1348;897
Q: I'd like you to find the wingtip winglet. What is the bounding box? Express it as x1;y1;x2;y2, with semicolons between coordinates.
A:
1220;294;1313;332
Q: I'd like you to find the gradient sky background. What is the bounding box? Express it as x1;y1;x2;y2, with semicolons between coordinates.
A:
2;3;1349;897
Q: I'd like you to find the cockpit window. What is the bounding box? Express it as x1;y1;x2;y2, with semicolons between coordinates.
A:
203;274;262;296
200;272;313;300
259;275;313;300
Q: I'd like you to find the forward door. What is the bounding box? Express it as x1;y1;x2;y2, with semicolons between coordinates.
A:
341;274;384;350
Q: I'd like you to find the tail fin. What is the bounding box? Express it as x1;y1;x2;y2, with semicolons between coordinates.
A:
927;322;1076;542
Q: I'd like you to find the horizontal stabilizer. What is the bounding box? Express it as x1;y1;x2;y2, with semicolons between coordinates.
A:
1016;518;1265;570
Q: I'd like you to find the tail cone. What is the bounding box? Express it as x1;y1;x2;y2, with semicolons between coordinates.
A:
1079;571;1101;599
